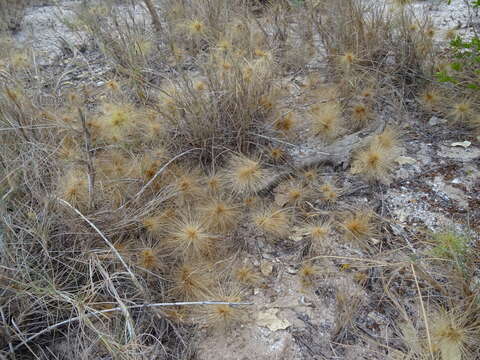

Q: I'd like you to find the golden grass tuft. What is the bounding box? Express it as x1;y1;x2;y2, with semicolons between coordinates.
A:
225;154;269;195
253;205;291;238
57;168;90;210
342;210;376;243
299;261;320;288
195;285;246;328
138;247;161;271
430;307;480;360
351;141;397;183
234;264;262;286
170;263;212;300
309;101;343;141
167;215;214;259
200;198;240;233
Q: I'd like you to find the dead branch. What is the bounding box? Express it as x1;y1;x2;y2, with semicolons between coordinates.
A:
259;118;386;195
78;108;95;209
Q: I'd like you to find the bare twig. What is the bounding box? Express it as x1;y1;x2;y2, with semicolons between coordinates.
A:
411;263;434;358
78;108;95;209
11;301;253;352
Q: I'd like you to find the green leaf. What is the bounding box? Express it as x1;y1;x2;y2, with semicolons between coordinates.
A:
450;62;463;71
435;71;455;83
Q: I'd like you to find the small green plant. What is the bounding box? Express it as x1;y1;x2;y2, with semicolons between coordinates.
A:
431;230;470;274
437;1;480;90
436;35;480;90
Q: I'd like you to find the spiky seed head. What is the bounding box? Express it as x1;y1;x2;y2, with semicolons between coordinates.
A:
351;103;372;127
174;170;204;205
310;102;343;141
58;136;80;161
226;155;268;195
372;127;400;151
420;89;441;111
450;102;472;122
342;211;375;241
205;173;224;194
275;180;308;207
200;198;240;233
195;286;246;328
253;206;291;238
244;196;260;208
193;80;207;92
143;208;176;235
304;221;331;253
106;80;120;92
259;94;276;111
302;169;317;183
320;182;339;203
408;23;419;32
58;168;89;209
269;147;286;163
242;65;253;81
217;39;232;52
274;112;296;133
351;143;396;183
299;262;320;288
425;27;435;38
221;61;232;71
430;307;480;360
96;103;138;142
305;222;330;241
168;217;213;259
235;265;261;286
171;263;211;300
445;28;457;41
339;52;356;69
361;88;374;100
96;150;132;179
138;248;160;270
187;20;205;35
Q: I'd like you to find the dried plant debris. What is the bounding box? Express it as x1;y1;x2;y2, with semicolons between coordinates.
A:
1;0;479;359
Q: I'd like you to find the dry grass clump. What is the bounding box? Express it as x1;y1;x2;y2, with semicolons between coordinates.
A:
307;0;435;93
158;51;280;158
2;0;478;358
